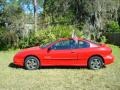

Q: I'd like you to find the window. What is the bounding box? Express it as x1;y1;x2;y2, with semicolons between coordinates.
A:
51;40;75;50
51;40;90;50
76;41;90;48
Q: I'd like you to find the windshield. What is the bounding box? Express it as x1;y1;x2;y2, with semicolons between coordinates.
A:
40;41;56;48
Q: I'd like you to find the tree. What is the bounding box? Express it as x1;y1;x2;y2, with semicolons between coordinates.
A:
43;0;120;41
33;0;38;32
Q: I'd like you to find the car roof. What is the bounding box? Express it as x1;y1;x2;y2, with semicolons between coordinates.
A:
58;38;99;45
59;38;84;40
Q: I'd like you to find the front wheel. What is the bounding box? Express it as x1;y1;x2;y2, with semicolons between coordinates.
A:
25;56;40;70
88;56;103;70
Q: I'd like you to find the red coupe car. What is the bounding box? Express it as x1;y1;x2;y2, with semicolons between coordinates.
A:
13;38;114;70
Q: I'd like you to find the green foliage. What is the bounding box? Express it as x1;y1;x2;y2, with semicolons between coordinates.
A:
0;24;109;49
10;25;83;49
43;0;119;25
100;36;107;43
106;21;120;32
0;0;120;50
38;25;83;44
0;29;18;50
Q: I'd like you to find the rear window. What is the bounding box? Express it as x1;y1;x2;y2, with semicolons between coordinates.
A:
76;40;90;48
86;40;101;46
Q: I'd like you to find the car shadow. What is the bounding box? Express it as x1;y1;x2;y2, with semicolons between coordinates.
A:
8;63;87;70
8;63;24;69
9;63;106;70
41;66;106;70
41;66;85;70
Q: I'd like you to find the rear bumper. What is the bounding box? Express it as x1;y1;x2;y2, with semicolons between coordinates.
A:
104;54;114;65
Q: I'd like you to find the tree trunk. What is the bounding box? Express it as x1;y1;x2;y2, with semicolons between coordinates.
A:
33;0;38;32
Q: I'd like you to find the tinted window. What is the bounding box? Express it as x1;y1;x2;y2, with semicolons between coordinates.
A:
51;40;75;50
76;40;90;48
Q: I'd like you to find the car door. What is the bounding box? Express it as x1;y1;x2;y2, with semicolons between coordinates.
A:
43;39;77;66
72;40;91;66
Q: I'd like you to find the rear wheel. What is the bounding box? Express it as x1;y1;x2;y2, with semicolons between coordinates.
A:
25;56;40;70
88;56;103;70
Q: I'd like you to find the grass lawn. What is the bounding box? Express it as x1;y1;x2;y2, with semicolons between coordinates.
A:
0;45;120;90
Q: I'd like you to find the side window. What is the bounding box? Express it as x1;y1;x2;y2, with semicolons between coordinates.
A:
77;40;90;48
51;40;75;50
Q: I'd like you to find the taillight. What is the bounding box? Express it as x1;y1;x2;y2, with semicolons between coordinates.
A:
110;49;112;53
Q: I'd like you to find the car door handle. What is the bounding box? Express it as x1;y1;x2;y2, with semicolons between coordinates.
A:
71;52;75;53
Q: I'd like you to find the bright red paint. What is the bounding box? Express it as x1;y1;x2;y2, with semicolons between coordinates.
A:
13;38;114;67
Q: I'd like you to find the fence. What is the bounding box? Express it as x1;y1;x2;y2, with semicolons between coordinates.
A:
104;32;120;46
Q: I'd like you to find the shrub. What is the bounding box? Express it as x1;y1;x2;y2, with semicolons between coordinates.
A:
18;25;84;48
100;36;107;43
36;25;84;45
106;21;120;32
0;25;109;50
2;24;109;49
0;30;19;50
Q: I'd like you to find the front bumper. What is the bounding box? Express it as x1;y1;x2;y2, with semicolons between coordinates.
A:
13;55;24;66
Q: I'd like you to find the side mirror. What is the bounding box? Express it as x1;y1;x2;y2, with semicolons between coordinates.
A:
48;45;56;51
48;47;52;51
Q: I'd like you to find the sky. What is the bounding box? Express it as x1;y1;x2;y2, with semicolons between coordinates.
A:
6;0;43;14
22;4;43;14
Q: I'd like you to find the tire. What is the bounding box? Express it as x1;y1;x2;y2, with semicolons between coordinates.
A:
25;56;40;70
88;56;103;70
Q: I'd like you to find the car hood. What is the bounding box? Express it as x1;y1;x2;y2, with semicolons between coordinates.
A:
18;46;41;53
